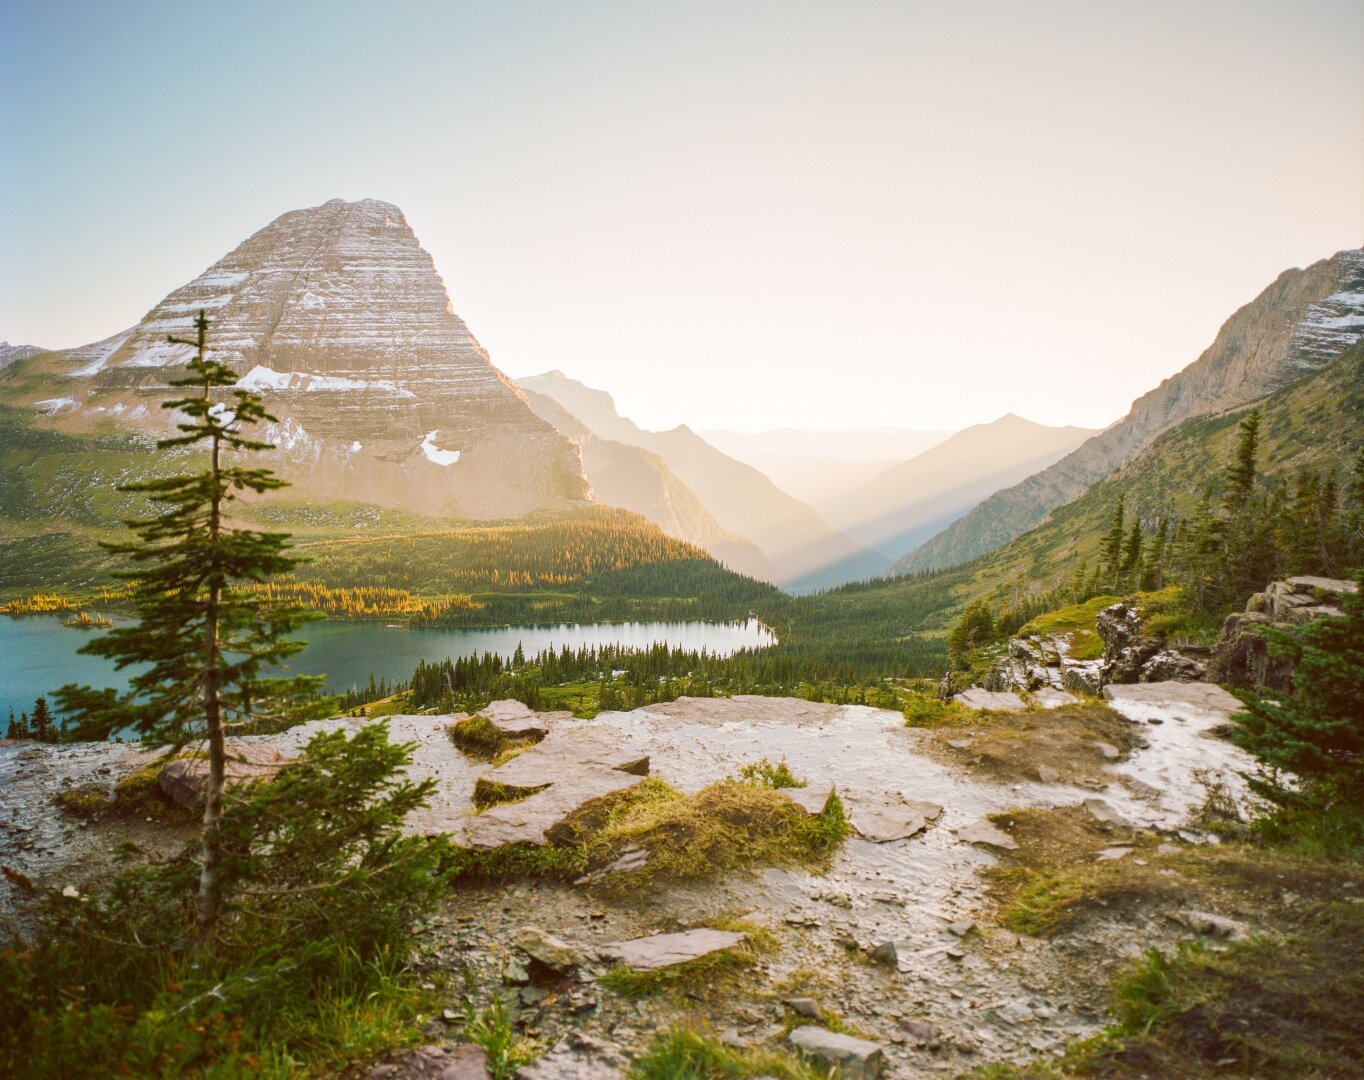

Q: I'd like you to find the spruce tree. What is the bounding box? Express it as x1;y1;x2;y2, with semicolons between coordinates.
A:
1121;520;1143;582
1223;409;1260;515
1102;494;1126;589
54;310;323;952
30;697;54;743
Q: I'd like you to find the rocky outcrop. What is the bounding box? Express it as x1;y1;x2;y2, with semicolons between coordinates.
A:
15;198;588;521
455;729;650;850
1210;576;1356;689
894;247;1364;575
0;342;45;370
158;744;287;808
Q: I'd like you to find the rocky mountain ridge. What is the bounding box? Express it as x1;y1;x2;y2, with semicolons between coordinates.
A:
894;246;1364;575
518;385;775;580
0;343;45;370
823;413;1096;563
517;371;868;586
3;198;587;520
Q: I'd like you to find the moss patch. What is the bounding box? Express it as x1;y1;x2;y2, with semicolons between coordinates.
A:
448;715;513;760
581;778;850;889
924;704;1142;787
1019;595;1122;661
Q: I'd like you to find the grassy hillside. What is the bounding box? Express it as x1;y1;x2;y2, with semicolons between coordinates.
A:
778;343;1364;659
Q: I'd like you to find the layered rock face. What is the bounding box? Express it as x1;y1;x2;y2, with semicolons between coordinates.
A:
25;198;587;519
895;247;1364;574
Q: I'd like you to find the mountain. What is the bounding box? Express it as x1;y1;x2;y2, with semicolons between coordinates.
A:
0;343;46;370
689;428;950;510
518;386;774;580
700;427;949;462
893;247;1364;575
2;198;587;520
821;414;1096;561
516;371;870;586
780;339;1364;667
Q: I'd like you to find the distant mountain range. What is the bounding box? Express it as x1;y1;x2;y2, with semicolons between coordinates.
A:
893;247;1364;575
820;414;1096;561
4;197;1360;606
517;371;870;585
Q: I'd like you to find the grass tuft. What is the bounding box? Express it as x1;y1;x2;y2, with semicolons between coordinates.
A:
448;714;512;760
583;779;849;888
736;758;806;789
627;1024;832;1079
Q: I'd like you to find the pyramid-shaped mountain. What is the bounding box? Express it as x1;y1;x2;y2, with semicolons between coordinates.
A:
15;198;587;519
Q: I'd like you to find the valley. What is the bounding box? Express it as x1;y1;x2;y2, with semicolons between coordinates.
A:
1;194;1361;1080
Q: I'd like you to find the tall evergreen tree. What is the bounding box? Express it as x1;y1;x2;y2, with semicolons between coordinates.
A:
1102;494;1126;589
29;697;54;743
4;708;24;740
1223;409;1260;514
1121;520;1143;581
55;310;324;952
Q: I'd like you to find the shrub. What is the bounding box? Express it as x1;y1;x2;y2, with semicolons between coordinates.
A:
0;722;446;1077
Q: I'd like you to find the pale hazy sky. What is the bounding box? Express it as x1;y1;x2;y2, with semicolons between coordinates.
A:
2;1;1361;433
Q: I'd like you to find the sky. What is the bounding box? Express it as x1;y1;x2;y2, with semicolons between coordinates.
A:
1;1;1361;434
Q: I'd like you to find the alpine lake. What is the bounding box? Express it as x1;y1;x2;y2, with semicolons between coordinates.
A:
0;616;776;728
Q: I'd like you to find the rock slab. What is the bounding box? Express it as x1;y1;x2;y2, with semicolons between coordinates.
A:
957;817;1018;851
848;794;942;843
787;1026;885;1078
955;688;1027;712
598;928;745;971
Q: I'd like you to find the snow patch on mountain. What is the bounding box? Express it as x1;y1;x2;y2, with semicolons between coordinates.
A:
36;397;76;414
420;430;461;466
236;365;416;398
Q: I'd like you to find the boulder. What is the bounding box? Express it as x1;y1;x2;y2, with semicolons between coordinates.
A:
1081;798;1127;827
1061;660;1105;696
897;1018;941;1047
476;728;649;796
599;928;746;971
1140;651;1207;683
954;688;1026;712
513;926;587;974
786;997;821;1018
476;700;567;739
848;794;942;843
1037;765;1060;783
455;727;651;849
1177;909;1247;938
1103;681;1242;717
787;1026;885;1079
957;817;1018;850
869;940;899;965
158;744;286;808
573;845;649;886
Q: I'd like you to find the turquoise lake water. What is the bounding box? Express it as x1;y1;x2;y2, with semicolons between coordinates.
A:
0;616;775;726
